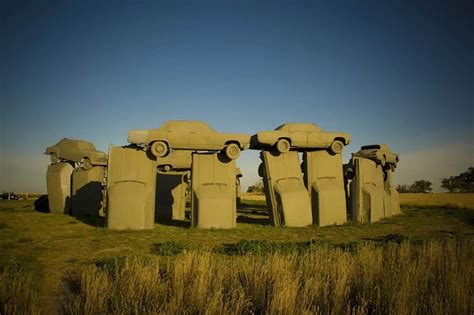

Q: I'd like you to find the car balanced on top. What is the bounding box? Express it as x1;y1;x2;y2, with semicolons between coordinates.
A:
127;120;251;160
250;123;351;154
352;144;400;170
45;138;108;170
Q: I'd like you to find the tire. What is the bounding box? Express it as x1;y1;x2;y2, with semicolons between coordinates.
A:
150;141;168;157
276;138;290;153
81;158;92;170
344;166;355;180
329;140;344;154
225;143;240;160
50;153;59;164
258;163;265;177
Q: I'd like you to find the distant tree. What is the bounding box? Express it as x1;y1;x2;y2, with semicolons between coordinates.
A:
441;167;474;192
441;176;457;193
410;180;433;193
396;184;410;193
247;180;264;193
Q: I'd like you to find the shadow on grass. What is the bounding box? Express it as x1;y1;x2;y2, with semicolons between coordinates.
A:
361;233;408;245
402;206;474;226
72;214;106;228
239;200;268;210
155;219;190;228
213;234;418;256
237;215;270;226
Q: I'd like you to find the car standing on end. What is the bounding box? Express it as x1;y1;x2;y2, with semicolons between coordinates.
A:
251;123;351;154
127;120;251;160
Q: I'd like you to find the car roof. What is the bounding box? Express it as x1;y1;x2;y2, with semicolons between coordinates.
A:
275;123;321;131
56;138;96;151
159;120;215;132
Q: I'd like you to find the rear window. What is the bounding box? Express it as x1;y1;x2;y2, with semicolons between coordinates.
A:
361;145;380;150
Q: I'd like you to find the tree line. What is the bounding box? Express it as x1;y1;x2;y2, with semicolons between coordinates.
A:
397;167;473;193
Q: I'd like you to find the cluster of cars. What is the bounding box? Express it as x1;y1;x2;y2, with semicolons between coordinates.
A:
1;192;19;200
44;120;397;175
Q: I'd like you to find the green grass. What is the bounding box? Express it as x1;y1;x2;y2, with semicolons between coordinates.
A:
1;196;473;313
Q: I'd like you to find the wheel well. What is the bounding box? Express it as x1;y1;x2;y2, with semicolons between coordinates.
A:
334;137;346;145
277;137;291;145
225;140;241;148
150;140;169;148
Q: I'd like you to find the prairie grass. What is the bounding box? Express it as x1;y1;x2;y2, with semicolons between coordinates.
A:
400;193;474;209
0;265;40;314
1;195;474;313
61;239;473;314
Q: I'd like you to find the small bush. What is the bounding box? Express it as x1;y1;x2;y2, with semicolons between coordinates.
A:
152;241;188;256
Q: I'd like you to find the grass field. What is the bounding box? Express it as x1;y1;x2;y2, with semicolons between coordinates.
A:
1;193;473;314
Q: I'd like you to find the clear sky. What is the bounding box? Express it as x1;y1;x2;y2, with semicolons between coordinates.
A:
1;0;473;192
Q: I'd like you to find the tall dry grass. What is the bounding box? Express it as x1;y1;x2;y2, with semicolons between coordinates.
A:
61;239;473;314
0;266;39;314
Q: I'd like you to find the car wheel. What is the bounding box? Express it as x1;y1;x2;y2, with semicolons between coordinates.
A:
81;158;92;170
151;141;168;157
329;140;344;154
276;139;290;153
225;143;241;160
258;163;265;177
50;153;59;164
344;166;355;180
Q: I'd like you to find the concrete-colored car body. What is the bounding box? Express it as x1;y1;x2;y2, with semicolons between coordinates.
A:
303;150;347;226
70;166;105;217
251;123;350;153
191;152;237;229
46;162;74;213
157;150;192;172
260;151;312;227
349;157;385;223
352;144;399;169
383;169;401;216
236;167;243;206
106;146;157;230
45;138;107;167
155;171;188;222
128;120;250;159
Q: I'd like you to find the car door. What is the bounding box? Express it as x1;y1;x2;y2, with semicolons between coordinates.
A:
167;129;189;149
307;130;327;147
288;128;307;146
189;129;215;149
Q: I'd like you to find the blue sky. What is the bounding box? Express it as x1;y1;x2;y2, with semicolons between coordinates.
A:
1;0;473;192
